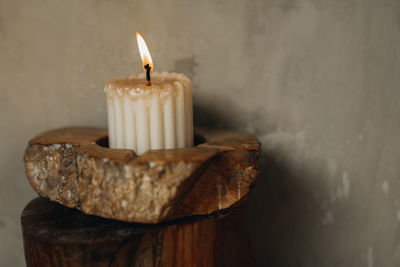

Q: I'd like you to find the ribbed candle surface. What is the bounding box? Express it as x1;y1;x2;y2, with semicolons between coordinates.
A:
105;72;193;155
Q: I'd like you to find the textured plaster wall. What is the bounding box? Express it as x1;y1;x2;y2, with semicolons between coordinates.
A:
1;0;400;266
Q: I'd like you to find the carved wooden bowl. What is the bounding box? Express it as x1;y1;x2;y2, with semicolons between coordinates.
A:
24;127;261;223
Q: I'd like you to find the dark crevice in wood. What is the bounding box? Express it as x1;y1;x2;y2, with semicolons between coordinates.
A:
95;133;206;149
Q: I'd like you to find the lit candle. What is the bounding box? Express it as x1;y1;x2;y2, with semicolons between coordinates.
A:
105;32;193;155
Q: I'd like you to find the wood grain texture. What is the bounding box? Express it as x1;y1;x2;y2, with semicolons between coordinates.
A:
24;127;261;223
22;197;254;267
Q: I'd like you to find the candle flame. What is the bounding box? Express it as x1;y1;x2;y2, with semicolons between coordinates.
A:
136;32;153;72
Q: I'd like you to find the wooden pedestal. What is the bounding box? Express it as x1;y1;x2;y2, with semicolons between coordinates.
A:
21;198;253;267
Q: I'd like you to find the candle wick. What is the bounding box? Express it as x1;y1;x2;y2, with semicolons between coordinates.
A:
144;64;151;86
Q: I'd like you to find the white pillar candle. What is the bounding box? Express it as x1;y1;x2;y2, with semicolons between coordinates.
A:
113;94;124;149
135;97;150;155
163;91;176;149
149;94;163;149
106;96;116;148
105;72;193;155
123;96;136;150
175;81;186;148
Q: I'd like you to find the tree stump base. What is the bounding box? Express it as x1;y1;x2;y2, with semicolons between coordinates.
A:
21;197;254;267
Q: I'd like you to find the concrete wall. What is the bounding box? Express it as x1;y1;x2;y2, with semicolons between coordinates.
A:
1;0;400;266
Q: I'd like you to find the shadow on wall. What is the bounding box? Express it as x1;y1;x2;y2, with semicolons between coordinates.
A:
194;98;328;266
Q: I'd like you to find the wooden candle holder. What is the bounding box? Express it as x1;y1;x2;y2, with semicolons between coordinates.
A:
22;197;253;267
24;127;261;223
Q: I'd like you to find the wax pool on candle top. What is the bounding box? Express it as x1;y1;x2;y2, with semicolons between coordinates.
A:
105;72;193;155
